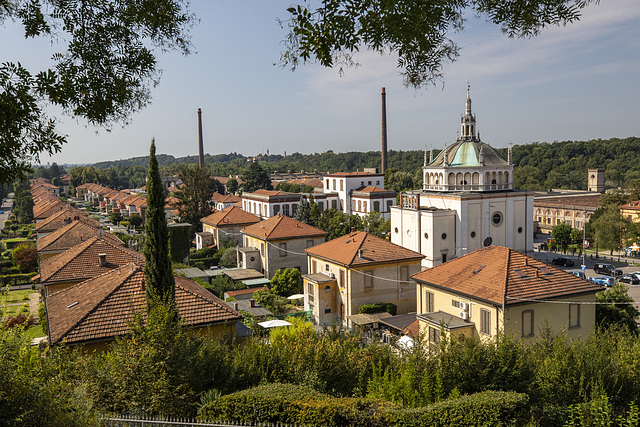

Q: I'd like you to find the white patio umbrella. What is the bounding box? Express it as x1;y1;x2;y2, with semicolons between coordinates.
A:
258;319;292;328
287;294;305;300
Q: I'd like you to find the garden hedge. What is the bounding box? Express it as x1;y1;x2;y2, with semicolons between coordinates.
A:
198;384;528;427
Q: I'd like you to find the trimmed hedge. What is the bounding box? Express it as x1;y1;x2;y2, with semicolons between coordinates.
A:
359;302;397;316
198;383;395;426
0;273;38;286
198;384;528;427
382;390;529;427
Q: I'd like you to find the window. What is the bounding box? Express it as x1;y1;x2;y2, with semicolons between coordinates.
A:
279;242;287;257
318;201;324;210
325;263;330;271
441;253;447;263
386;200;393;210
324;308;332;314
373;201;380;212
307;282;315;302
331;200;337;209
312;260;317;273
358;200;362;211
429;326;440;344
492;212;503;226
326;179;329;188
364;270;373;288
261;243;265;254
292;204;298;215
569;303;581;329
480;309;491;336
339;269;345;287
363;201;367;211
522;310;534;338
400;266;409;282
452;300;461;308
376;180;380;185
333;179;336;190
424;290;434;313
340;180;343;191
283;204;290;216
306;239;314;248
361;181;364;186
273;205;280;215
368;181;372;185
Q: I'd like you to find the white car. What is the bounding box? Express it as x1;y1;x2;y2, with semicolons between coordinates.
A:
630;271;640;281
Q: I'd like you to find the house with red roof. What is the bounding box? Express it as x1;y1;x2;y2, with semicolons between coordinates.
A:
411;245;602;346
240;215;327;278
303;231;424;327
45;263;242;351
200;206;260;249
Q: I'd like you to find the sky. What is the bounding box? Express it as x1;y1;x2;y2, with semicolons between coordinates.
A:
4;0;640;166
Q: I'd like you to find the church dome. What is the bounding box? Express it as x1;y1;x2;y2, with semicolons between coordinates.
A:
429;140;508;168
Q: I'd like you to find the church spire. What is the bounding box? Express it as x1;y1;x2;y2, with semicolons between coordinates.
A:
460;84;477;141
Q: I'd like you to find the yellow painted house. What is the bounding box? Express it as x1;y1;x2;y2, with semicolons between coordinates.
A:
412;245;603;345
303;231;424;327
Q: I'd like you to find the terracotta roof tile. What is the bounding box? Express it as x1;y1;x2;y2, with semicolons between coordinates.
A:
305;231;423;267
34;199;68;219
37;219;110;253
35;208;89;232
39;235;140;284
46;264;242;345
200;206;260;227
242;215;327;240
324;171;383;177
412;246;602;306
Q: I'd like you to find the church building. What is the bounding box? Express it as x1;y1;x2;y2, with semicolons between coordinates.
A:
391;88;534;268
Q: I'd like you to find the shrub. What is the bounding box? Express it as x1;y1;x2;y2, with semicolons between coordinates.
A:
381;390;529;427
191;247;217;259
5;314;35;328
359;302;397;316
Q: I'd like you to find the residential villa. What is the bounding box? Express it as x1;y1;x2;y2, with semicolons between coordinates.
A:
199;206;260;249
45;263;242;352
411;246;602;346
35;208;88;239
303;231;424;327
239;215;327;278
36;218;115;262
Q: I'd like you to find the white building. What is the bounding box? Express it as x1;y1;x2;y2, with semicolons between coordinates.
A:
391;88;534;268
322;170;395;218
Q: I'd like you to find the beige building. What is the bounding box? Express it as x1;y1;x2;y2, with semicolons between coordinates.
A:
412;246;602;346
303;231;423;327
240;215;327;278
392;88;534;267
200;206;260;248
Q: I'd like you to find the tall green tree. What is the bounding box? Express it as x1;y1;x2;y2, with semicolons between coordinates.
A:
280;0;597;88
242;162;272;192
293;196;311;224
143;140;176;312
226;178;239;195
589;207;626;255
270;268;303;297
0;1;194;184
175;164;216;232
552;223;572;252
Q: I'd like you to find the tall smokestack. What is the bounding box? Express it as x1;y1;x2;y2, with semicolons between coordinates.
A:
381;88;388;173
197;108;205;169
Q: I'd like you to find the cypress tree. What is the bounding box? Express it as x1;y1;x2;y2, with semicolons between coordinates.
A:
143;140;176;313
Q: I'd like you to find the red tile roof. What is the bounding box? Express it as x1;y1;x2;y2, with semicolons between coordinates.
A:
35;208;89;232
412;246;602;306
305;231;423;267
242;215;327;241
46;264;242;346
39;235;140;284
324;171;383;177
37;218;111;253
200;206;260;227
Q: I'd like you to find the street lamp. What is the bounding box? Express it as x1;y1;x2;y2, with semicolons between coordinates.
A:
595;238;599;259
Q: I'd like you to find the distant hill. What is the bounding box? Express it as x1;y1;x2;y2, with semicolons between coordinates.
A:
89;137;639;191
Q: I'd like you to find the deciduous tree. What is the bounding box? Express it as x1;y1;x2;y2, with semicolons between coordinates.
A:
174;164;216;232
280;0;597;88
596;283;640;333
270;268;303;297
552;223;572;252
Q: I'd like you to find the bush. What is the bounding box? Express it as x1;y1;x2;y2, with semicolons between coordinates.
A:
191;247;217;259
5;313;35;328
359;302;397;316
198;383;395;426
381;390;529;427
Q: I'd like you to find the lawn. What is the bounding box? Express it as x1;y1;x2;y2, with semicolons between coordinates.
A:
0;289;36;317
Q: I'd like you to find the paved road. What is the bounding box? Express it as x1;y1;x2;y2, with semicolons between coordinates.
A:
532;248;640;314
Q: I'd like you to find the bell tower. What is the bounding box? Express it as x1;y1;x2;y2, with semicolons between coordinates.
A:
588;169;605;193
460;84;478;141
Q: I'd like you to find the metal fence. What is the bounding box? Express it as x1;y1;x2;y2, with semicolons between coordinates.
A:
102;415;302;427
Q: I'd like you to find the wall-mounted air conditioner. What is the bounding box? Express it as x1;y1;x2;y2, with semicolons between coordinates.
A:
459;311;469;321
460;302;468;311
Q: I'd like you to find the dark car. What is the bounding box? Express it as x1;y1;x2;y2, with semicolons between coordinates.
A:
593;263;623;277
552;257;575;267
619;274;640;285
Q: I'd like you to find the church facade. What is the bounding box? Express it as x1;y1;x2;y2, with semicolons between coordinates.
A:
391;88;534;268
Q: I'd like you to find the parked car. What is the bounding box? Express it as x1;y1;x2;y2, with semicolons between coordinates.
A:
630;271;640;282
570;270;586;279
593;263;622;277
552;257;575;267
589;276;615;287
619;274;640;285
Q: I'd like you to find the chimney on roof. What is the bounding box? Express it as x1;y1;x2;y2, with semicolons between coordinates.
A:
381;87;388;173
233;302;239;311
249;298;256;308
98;253;107;267
197;108;205;169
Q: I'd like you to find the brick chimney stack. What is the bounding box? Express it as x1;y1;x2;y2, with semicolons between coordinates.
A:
197;108;205;169
381;88;388;173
